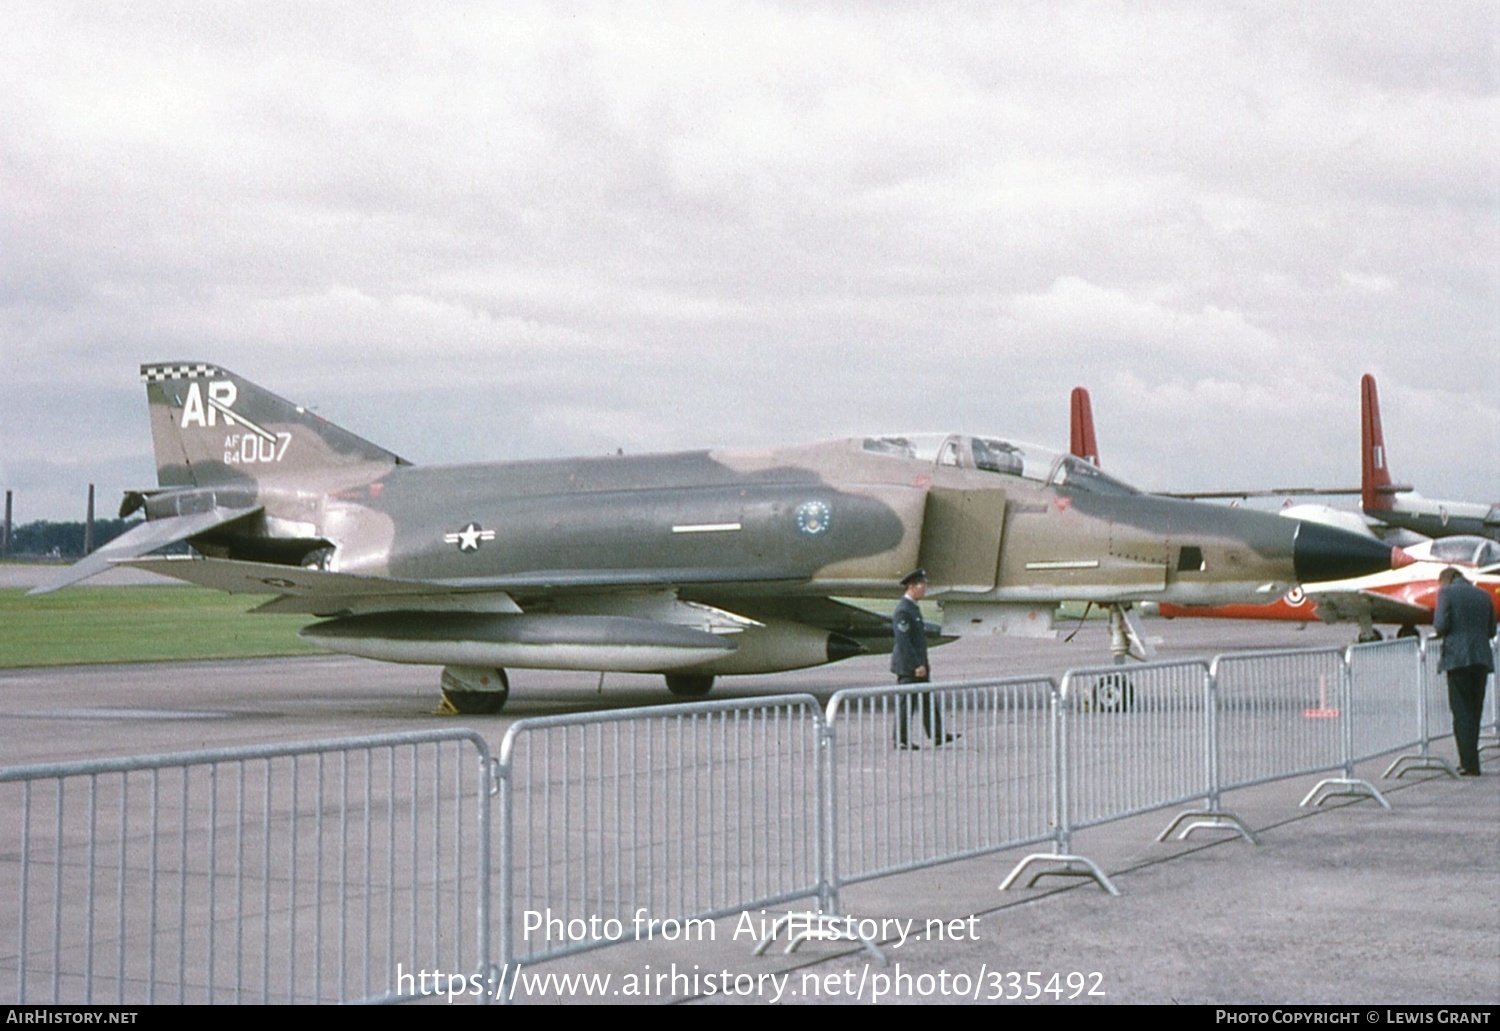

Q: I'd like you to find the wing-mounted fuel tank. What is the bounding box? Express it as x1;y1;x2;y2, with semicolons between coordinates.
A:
300;612;738;672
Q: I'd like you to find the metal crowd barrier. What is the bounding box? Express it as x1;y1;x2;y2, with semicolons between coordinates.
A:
1489;636;1500;734
1344;638;1424;766
3;634;1485;1002
0;730;493;1005
1422;635;1500;763
1210;647;1347;793
823;677;1054;896
1416;637;1457;767
1004;639;1461;890
998;661;1214;894
1488;638;1500;748
1060;661;1211;833
495;695;825;970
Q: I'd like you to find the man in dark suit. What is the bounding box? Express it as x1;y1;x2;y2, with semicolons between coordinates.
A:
1433;567;1497;776
890;568;952;748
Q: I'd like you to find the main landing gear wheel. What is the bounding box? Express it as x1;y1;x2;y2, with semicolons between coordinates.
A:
438;666;510;715
1396;624;1419;639
664;674;715;698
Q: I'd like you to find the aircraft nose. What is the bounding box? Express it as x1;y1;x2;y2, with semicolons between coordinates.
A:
1292;520;1402;583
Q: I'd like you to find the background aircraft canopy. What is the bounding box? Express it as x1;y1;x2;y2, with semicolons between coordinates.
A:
1420;535;1500;569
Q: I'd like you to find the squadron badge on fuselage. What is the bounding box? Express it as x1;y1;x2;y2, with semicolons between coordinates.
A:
796;500;832;536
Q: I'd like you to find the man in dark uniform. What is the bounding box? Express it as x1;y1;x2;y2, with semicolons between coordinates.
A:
891;568;952;748
1433;566;1497;776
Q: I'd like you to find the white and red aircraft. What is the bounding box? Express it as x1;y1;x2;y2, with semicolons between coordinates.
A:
1152;534;1500;641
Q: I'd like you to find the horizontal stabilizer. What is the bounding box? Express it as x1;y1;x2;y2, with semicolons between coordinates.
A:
26;506;261;595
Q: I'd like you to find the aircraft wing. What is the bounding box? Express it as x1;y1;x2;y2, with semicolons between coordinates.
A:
118;554;525;616
1156;486;1368;500
1304;587;1431;627
118;554;808;618
718;595;953;645
725;596;899;642
27;507;262;596
115;553;930;652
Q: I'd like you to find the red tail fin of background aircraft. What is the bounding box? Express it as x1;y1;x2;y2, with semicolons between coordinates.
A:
1070;386;1100;467
1361;373;1394;514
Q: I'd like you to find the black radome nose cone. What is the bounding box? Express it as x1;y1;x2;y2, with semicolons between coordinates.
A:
1292;520;1399;583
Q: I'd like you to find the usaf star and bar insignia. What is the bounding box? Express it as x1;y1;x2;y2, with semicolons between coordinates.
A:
444;522;496;552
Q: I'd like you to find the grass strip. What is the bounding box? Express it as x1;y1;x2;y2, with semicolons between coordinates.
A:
0;587;319;667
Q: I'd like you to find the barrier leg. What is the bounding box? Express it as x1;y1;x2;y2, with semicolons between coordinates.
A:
1382;754;1458;779
998;852;1119;896
752;911;887;964
1157;808;1259;845
1299;777;1391;809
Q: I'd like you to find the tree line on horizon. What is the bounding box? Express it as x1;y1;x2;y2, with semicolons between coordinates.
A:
2;519;143;559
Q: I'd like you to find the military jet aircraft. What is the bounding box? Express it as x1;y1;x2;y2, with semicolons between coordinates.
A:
32;363;1403;713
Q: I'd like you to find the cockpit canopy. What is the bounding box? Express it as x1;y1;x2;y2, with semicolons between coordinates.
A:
860;433;1140;496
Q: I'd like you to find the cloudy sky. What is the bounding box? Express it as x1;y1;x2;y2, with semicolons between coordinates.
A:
3;2;1496;523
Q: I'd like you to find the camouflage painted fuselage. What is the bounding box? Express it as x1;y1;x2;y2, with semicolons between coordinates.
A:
301;437;1356;610
38;365;1400;683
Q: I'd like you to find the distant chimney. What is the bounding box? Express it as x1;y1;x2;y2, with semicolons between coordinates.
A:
85;484;95;555
2;490;10;559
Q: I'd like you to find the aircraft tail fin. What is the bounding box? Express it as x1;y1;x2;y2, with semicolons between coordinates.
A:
141;362;407;488
1360;373;1394;513
1070;386;1100;466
